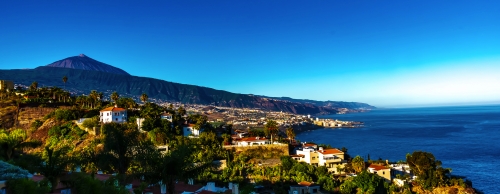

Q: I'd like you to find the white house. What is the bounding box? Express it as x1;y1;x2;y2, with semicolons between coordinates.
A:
183;124;203;138
100;106;127;123
161;112;172;122
232;137;270;146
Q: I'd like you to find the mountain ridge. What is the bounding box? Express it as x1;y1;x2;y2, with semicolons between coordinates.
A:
0;56;374;115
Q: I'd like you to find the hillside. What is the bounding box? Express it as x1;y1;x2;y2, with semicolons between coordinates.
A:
0;55;374;115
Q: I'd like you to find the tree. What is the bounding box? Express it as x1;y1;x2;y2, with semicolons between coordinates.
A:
265;120;279;144
140;102;163;119
140;93;148;103
116;97;137;109
89;90;98;109
30;81;38;91
111;91;119;104
280;156;295;171
351;155;365;173
406;151;451;190
177;106;186;116
62;76;68;90
286;126;295;143
39;146;72;193
135;143;211;194
99;123;139;182
0;129;41;160
340;171;388;194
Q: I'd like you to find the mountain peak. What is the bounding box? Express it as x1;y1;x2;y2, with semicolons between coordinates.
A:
46;55;130;75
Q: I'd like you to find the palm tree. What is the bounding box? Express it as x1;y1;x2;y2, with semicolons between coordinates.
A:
265;120;279;144
39;146;72;193
89;90;98;109
30;81;38;91
111;91;119;105
286;126;295;144
0;129;41;160
62;76;68;90
140;93;148;104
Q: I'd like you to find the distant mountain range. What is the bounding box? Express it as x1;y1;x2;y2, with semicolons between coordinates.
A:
0;55;375;115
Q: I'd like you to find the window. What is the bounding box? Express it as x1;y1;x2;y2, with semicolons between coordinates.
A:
312;189;318;193
383;171;385;175
116;118;118;121
107;113;109;116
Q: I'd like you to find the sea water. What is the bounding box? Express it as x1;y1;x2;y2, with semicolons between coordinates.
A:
296;105;500;193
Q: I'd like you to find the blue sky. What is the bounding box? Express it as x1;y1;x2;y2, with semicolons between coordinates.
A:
1;0;499;107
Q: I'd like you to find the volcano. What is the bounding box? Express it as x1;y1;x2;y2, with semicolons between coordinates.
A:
46;54;130;75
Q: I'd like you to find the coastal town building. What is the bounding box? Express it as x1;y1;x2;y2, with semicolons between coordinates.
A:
183;124;203;137
368;164;392;181
293;143;346;174
232;137;270;146
100;105;127;123
161;112;172;121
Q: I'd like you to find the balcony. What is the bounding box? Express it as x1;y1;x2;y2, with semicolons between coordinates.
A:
323;156;342;163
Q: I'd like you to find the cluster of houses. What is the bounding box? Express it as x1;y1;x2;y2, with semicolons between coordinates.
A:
99;106;203;138
93;106;411;194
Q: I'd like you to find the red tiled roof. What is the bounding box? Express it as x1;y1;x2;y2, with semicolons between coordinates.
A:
290;154;305;158
94;174;113;181
174;182;204;193
303;143;317;147
100;107;126;112
318;148;343;154
161;113;172;116
369;164;389;171
298;181;313;186
237;137;267;142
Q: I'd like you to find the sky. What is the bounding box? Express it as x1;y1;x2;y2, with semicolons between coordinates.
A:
1;0;499;107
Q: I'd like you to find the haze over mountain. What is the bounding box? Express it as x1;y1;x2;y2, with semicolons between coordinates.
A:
0;55;374;115
46;54;130;75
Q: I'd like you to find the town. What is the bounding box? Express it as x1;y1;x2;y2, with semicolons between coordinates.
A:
0;80;477;194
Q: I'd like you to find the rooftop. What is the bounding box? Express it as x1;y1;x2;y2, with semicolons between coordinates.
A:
100;106;126;112
318;148;343;155
369;164;390;171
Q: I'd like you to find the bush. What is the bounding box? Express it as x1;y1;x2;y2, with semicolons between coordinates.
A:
82;117;99;129
6;178;50;194
65;173;129;194
30;120;43;130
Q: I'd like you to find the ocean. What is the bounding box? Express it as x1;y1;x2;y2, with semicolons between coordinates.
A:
296;105;500;193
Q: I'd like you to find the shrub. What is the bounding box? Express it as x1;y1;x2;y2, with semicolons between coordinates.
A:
82;117;99;129
6;178;50;194
30;120;43;130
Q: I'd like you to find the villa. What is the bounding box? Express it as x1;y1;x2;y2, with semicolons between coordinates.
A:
232;137;270;146
293;143;346;174
368;164;392;181
184;124;203;138
100;105;127;123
